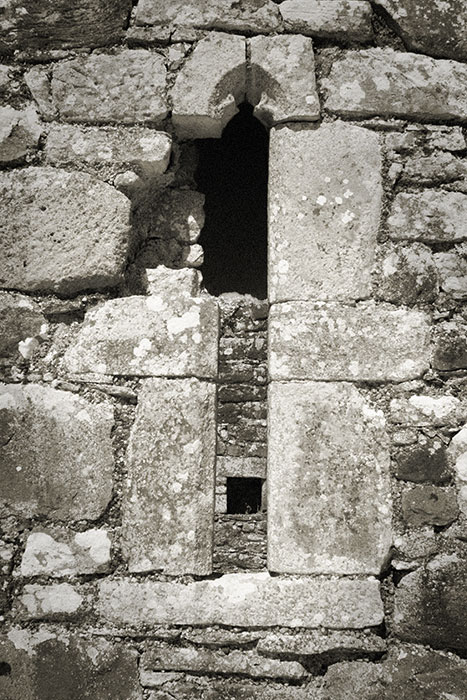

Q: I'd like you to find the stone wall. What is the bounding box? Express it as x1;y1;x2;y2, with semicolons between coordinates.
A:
1;1;467;698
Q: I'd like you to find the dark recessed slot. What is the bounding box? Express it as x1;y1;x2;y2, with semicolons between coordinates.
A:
0;662;11;676
227;476;263;514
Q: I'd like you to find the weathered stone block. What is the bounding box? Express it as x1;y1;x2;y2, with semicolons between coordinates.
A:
395;439;449;484
387;191;467;243
64;294;218;378
323;48;467;121
171;33;246;139
257;630;386;659
0;540;13;575
401;486;459;527
269;302;430;382
432;321;467;370
0;384;114;520
247;35;319;126
217;457;266;479
375;243;439;305
145;266;202;297
0;105;42;163
0;293;46;360
0;167;131;294
448;425;467;516
147;680;319;699
51;51;168;125
122;378;216;574
135;189;205;243
400;152;467;185
98;573;384;628
268;122;382;302
434;251;467;299
18;583;85;619
19;528;111;577
24;65;57;121
390;394;467;427
279;0;373;40
268;382;391;574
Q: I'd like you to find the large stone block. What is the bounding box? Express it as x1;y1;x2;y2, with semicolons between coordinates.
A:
279;0;373;40
323;48;467;121
268;382;391;574
268;122;382;302
0;167;131;294
51;51;167;125
269;302;430;382
63;294;218;378
0;105;42;163
171;33;246;139
387;191;467;243
0;384;114;520
122;378;216;574
99;573;384;628
247;35;319;126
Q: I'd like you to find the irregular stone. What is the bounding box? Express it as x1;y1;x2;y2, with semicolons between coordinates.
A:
99;573;384;628
181;243;204;267
280;0;373;40
393;528;438;561
51;50;167;125
24;65;57;121
18;583;84;619
401;485;459;527
257;630;386;659
122;378;215;574
63;294;218;378
0;629;142;700
395;439;449;484
386;126;466;154
434;251;467;299
0;105;42;163
0;167;131;294
448;425;467;516
180;629;266;648
323;48;467;121
147;680;319;700
140;645;307;682
45;125;171;177
171;33;246;139
375;243;438;305
268;381;391;574
394;556;467;651
269;302;430;382
432;321;467;371
0;0;132;53
390;394;467;427
19;528;111;577
247;35;319;126
387;191;467;243
135;189;205;243
0;293;46;360
217;457;266;479
145;266;202;297
400;152;467;185
135;0;280;33
374;0;467;61
0;384;114;520
269;122;382;303
0;540;13;574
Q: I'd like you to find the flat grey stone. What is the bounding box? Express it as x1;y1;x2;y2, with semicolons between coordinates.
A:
122;378;216;574
389;394;467;427
0;293;46;360
0;105;42;163
17;583;85;619
0;384;114;520
401;485;459;527
0;167;131;294
434;250;467;299
279;0;373;40
19;528;111;577
217;457;266;479
257;630;386;658
269;302;430;382
268;381;392;575
448;425;467;517
268;122;382;302
387;191;467;243
375;243;439;305
147;680;320;699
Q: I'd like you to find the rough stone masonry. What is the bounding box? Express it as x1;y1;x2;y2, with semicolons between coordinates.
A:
1;1;467;698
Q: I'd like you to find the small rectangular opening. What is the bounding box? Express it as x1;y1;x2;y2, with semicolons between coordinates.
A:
226;477;263;514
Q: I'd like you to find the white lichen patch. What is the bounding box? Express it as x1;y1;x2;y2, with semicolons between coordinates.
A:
166;307;200;336
74;529;111;565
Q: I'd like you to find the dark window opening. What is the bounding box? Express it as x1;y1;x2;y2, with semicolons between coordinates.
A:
227;477;263;514
195;102;269;299
0;662;11;676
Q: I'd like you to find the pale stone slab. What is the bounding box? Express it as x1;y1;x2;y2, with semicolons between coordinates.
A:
0;105;42;163
269;302;430;382
448;425;467;516
268;122;382;302
18;583;84;619
51;51;167;125
323;48;467;121
387;191;467;243
0;384;114;520
247;35;319;126
268;382;391;575
98;573;384;628
64;295;218;378
279;0;373;40
171;33;246;139
0;167;131;294
257;630;386;658
390;395;467;427
19;528;111;577
122;378;216;574
145;267;202;297
434;251;467;299
217;456;266;478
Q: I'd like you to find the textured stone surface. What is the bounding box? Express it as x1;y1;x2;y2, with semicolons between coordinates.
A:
18;583;85;619
19;528;111;577
0;384;114;520
387;191;467;243
0;293;46;360
45;125;171;176
434;251;467;299
0;629;142;700
147;680;319;700
395;440;449;484
269;302;430;382
448;425;467;516
247;35;319;126
401;486;459;527
324;48;467;121
390;394;467;427
399;151;467;186
280;0;373;40
180;629;266;648
51;51;167;124
122;378;216;574
99;573;384;628
268;122;382;302
268;382;391;574
171;33;246;139
0;105;42;163
145;266;202;297
217;457;266;478
432;321;467;370
0;167;130;294
394;556;467;651
24;65;57;121
136;189;205;244
64;294;218;378
375;244;438;305
257;630;386;659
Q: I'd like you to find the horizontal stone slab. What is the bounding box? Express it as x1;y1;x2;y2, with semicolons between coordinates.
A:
387;191;467;243
17;583;85;620
269;302;431;382
389;395;467;427
217;456;266;479
323;48;467;121
279;0;373;41
98;573;384;628
257;630;387;658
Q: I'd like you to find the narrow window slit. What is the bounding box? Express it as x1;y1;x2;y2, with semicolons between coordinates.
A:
227;477;264;514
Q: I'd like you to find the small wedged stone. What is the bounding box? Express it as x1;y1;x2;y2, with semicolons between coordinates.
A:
323;48;467;121
257;630;386;659
0;105;42;163
434;251;467;299
390;394;467;427
448;425;467;516
17;583;85;619
279;0;373;40
171;33;246;139
432;321;467;371
395;439;449;484
0;293;46;361
145;266;202;297
19;528;111;577
401;485;459;527
387;191;467;243
24;65;57;121
0;167;131;295
399;152;467;185
135;189;205;243
0;384;114;520
180;629;266;648
375;243;439;305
